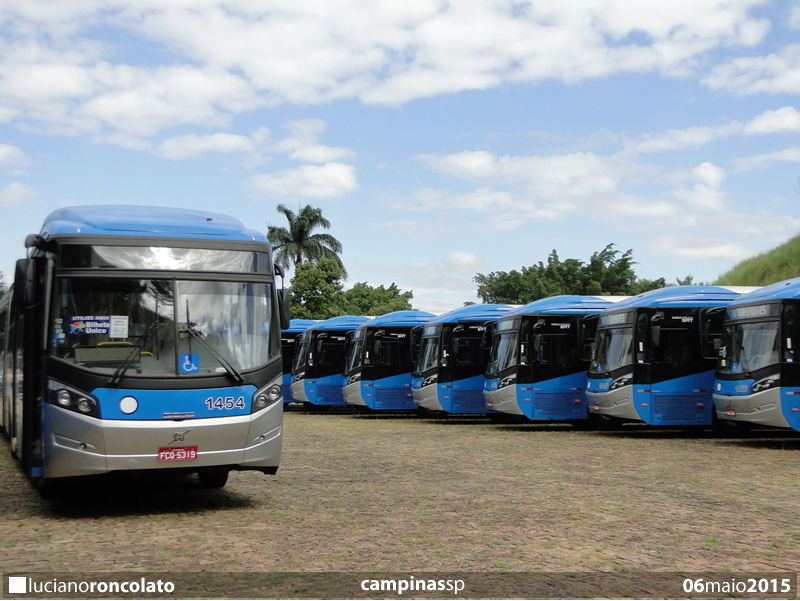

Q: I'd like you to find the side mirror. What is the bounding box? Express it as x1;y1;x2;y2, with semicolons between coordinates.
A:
13;259;35;308
651;325;661;347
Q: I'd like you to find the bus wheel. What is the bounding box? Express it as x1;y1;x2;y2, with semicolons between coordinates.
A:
588;414;621;430
198;470;229;489
417;407;442;419
36;477;66;499
712;416;751;437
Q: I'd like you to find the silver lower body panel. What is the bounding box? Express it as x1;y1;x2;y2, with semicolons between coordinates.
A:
713;388;789;428
43;401;282;479
587;387;640;421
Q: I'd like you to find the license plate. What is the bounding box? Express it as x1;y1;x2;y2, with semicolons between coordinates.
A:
726;408;737;417
158;447;198;462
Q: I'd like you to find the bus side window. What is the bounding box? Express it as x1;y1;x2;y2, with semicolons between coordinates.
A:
579;316;599;362
700;307;725;360
785;303;797;363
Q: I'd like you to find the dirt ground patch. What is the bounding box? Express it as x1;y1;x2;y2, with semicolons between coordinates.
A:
1;409;800;576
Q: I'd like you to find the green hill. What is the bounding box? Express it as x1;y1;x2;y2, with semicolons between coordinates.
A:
714;234;800;286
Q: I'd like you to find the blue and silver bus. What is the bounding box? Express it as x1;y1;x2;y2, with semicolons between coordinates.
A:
484;296;626;425
0;205;289;493
343;311;434;411
713;278;800;432
586;286;754;429
281;319;317;404
413;304;513;416
291;315;371;407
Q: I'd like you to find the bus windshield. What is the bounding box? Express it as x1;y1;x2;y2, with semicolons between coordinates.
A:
589;327;633;375
417;336;440;374
487;332;518;375
51;278;279;376
718;321;780;375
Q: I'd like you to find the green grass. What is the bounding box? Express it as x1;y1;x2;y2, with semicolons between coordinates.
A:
714;234;800;285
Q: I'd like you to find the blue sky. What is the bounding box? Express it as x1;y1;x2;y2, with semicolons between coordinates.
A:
1;0;799;312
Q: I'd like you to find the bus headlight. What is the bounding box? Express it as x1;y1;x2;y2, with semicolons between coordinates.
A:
47;381;101;418
252;381;282;413
76;397;96;414
610;374;633;391
752;374;780;394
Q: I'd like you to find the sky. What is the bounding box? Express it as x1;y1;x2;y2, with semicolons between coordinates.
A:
0;1;799;313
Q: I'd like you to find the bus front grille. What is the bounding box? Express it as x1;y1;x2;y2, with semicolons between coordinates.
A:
652;393;705;423
534;392;579;418
374;387;414;409
317;384;345;404
452;389;486;412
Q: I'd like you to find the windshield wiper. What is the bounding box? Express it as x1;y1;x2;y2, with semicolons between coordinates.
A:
108;323;158;388
183;325;244;384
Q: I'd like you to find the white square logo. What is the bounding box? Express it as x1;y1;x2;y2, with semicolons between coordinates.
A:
9;576;26;594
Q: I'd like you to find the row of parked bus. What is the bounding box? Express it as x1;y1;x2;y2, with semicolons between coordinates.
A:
282;280;800;435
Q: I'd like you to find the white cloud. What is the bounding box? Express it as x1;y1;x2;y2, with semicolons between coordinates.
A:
702;43;800;95
743;106;800;134
441;251;486;275
158;133;255;159
157;120;356;162
0;182;38;206
272;120;356;163
790;5;800;29
0;0;775;138
651;234;754;261
0;144;32;166
248;163;358;199
734;147;800;171
625;123;743;154
672;162;727;211
415;150;681;227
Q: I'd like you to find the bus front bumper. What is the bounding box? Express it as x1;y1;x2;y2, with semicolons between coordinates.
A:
587;387;640;421
414;383;443;411
43;402;283;479
713;388;789;428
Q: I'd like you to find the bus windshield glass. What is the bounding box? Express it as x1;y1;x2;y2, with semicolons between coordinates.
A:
60;245;268;273
487;332;518;375
589;327;634;375
345;336;365;373
417;336;440;374
718;321;780;375
51;278;279;376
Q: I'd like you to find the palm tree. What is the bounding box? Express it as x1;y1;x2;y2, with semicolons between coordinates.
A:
267;203;348;278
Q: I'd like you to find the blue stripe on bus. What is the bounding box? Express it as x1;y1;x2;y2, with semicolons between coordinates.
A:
92;385;257;420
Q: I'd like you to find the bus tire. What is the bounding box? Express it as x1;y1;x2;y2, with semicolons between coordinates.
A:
36;477;66;499
712;415;751;437
417;407;442;418
588;413;622;430
198;470;229;489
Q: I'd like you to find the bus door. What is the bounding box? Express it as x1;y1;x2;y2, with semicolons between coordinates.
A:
13;258;45;476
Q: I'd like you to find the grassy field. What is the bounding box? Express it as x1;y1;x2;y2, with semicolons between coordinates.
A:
1;409;800;578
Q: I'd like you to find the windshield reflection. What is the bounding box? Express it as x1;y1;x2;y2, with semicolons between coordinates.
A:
718;321;780;375
589;327;634;375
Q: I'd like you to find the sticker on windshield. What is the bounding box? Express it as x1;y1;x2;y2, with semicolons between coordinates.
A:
180;354;200;373
70;316;112;335
110;316;129;338
69;315;130;338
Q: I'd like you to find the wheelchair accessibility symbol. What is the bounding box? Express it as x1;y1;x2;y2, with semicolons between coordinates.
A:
180;354;200;374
